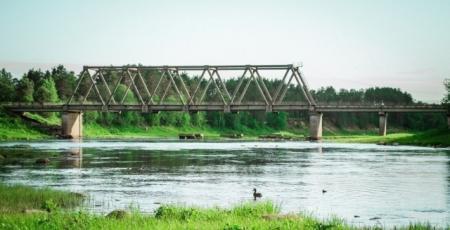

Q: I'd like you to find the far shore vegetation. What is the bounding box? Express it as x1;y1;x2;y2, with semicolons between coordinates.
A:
0;65;449;146
0;183;442;229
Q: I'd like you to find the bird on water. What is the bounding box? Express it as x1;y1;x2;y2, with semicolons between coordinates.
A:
253;188;262;200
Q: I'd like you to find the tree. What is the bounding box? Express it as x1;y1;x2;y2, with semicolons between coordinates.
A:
23;69;45;89
0;69;15;102
16;78;34;103
51;65;77;101
266;112;287;130
443;79;450;104
35;77;59;103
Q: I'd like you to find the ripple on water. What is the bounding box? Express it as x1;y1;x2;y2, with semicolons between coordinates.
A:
0;140;449;227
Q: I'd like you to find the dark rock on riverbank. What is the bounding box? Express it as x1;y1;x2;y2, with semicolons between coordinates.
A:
35;158;50;164
106;209;129;219
221;133;244;139
179;133;204;140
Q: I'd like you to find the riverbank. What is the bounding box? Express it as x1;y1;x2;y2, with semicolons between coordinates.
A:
0;111;448;147
324;128;450;147
0;183;84;213
0;114;49;140
0;184;438;230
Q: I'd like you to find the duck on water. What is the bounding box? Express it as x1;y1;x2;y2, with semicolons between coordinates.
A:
253;188;262;200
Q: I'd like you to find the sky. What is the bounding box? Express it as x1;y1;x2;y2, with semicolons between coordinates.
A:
0;0;449;102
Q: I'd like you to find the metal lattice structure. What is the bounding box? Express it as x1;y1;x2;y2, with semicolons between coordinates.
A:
2;64;447;113
66;64;317;112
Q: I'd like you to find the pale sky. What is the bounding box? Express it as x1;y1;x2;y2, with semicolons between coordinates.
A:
0;0;449;102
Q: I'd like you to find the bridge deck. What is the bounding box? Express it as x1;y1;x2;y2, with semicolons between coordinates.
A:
2;103;447;113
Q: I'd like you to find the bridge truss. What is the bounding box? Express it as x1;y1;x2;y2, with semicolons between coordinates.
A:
66;64;316;112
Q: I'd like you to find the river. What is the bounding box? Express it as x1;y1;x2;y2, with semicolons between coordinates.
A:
0;140;449;227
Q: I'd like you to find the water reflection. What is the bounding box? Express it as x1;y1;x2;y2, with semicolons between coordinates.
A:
60;148;82;168
0;140;449;227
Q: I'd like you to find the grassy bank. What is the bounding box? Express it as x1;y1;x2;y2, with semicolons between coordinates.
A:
324;128;450;147
0;110;448;147
0;184;438;230
0;184;84;214
0;114;48;140
84;122;302;140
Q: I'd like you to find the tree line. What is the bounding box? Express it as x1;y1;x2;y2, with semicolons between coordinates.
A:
0;65;447;131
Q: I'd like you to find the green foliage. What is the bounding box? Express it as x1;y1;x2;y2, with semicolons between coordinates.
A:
0;110;47;140
50;65;77;101
191;112;206;127
0;183;84;213
23;69;46;89
0;69;15;102
146;113;161;126
0;65;448;132
35;77;59;103
16;77;34;103
266;112;287;130
42;199;59;212
0;195;440;229
443;79;450;105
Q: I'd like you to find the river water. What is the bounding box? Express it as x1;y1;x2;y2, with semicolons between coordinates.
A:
0;140;449;227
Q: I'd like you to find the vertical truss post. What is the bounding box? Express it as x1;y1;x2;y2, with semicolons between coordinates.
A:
248;67;269;105
106;69;126;105
277;69;295;104
230;67;248;104
188;68;207;104
67;69;86;105
166;68;186;105
272;67;291;104
149;70;166;105
294;67;316;106
98;70;116;105
67;65;317;111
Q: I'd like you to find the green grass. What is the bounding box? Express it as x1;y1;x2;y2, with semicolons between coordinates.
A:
324;128;450;147
23;112;61;126
0;109;447;147
84;123;222;139
0;184;84;214
0;114;48;140
0;184;442;229
0;201;439;230
84;123;303;140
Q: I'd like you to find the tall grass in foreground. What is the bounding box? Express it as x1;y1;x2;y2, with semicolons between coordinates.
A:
0;184;84;213
0;201;348;230
0;202;440;230
0;184;443;230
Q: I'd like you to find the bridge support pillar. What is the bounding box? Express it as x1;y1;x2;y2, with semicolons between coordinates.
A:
379;112;388;136
61;112;83;139
309;112;323;140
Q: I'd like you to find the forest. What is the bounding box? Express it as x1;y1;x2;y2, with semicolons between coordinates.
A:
0;65;448;132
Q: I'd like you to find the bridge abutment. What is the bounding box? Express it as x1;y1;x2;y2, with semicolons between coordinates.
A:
379;112;388;136
61;112;83;139
309;112;323;140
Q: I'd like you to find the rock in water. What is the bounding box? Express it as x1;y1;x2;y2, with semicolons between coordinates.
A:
35;158;50;164
106;209;129;219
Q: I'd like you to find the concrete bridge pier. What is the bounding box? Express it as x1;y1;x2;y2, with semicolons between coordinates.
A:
379;112;388;136
61;112;83;139
309;112;323;140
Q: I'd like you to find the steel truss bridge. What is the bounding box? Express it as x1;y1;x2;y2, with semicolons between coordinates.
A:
3;64;447;113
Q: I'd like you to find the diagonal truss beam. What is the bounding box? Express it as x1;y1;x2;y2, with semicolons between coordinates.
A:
66;65;317;110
